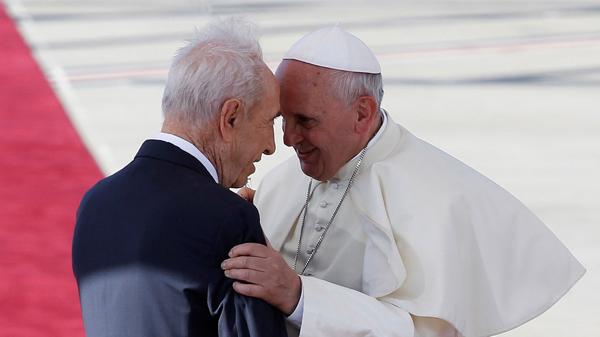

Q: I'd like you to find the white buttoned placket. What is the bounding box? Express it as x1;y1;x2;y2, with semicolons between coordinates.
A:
296;179;349;275
282;110;389;283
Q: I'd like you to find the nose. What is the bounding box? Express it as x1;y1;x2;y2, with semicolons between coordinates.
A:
263;128;276;156
283;118;302;147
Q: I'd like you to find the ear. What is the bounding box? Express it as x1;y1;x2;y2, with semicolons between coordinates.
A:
218;98;242;142
354;96;378;133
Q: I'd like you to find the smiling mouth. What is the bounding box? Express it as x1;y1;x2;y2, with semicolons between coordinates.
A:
296;147;316;160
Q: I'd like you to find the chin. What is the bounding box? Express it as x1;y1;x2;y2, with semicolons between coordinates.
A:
300;163;323;181
231;174;249;189
231;179;247;189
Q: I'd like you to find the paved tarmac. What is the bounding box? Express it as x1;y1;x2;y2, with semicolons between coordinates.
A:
6;0;599;335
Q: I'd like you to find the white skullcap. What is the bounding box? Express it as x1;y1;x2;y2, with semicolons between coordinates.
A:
283;26;381;74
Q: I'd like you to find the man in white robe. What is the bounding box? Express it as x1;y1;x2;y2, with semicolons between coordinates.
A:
221;26;585;337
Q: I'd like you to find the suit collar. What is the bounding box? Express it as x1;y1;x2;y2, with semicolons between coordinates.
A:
135;140;216;182
149;132;219;183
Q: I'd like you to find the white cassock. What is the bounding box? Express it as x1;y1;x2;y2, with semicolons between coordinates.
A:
254;114;585;337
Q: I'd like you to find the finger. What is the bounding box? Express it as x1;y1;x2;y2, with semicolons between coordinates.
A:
221;256;268;272
224;268;265;284
232;282;266;299
237;187;255;203
229;243;270;258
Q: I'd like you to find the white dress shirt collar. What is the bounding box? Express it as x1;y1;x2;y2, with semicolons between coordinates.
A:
149;132;219;183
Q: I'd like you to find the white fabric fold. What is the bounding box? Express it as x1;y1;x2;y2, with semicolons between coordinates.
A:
299;276;415;337
255;116;585;337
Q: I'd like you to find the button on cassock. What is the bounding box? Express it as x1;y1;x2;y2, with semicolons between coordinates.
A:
319;201;328;208
314;223;324;232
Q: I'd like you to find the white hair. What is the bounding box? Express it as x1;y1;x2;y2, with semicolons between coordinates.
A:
161;17;265;127
329;70;384;109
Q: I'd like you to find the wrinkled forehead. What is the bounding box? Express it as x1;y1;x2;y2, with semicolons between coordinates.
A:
276;60;337;100
276;60;336;83
277;62;353;118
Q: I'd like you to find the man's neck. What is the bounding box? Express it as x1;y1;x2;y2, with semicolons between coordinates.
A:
160;123;224;184
367;110;383;144
336;110;383;176
355;110;383;156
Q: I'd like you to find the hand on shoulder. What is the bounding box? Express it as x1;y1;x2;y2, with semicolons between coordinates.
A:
221;243;301;315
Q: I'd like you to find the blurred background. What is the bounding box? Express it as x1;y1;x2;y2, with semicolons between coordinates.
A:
1;0;598;336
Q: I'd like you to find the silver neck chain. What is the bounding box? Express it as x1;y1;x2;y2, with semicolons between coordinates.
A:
293;147;368;275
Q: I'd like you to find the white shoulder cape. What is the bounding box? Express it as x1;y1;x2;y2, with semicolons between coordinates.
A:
255;120;585;337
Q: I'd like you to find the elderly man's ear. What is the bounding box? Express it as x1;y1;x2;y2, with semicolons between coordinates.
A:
219;98;243;142
354;95;378;133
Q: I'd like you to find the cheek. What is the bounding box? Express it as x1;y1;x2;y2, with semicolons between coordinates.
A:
264;128;274;143
316;145;335;169
311;128;339;152
322;132;352;162
302;129;321;149
256;126;270;140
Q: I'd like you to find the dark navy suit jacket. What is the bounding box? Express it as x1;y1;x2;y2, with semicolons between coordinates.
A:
72;140;287;337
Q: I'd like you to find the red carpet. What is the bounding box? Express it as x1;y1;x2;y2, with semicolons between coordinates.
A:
0;4;102;337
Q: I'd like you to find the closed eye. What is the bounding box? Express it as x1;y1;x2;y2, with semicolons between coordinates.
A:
297;115;316;127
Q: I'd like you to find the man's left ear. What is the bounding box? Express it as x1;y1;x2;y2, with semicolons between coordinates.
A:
354;96;378;133
219;98;243;142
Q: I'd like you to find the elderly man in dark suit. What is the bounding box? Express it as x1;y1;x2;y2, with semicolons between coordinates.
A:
72;18;287;337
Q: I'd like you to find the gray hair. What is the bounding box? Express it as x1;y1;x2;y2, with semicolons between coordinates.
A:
161;18;265;127
328;70;384;109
